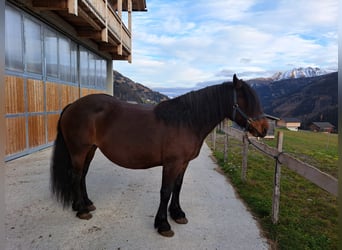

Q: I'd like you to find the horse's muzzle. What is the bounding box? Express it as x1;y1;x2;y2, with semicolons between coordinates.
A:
249;118;269;137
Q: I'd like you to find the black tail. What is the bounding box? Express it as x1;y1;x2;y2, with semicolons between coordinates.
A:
50;105;73;207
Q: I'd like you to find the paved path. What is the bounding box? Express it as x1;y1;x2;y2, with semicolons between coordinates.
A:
5;143;268;250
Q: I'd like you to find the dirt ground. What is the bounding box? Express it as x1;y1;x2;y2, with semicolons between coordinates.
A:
5;143;268;250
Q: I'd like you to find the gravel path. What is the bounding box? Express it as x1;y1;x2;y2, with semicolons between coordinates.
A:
5;143;269;250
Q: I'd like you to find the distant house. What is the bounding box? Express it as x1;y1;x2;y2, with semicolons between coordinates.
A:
310;122;335;133
277;118;301;131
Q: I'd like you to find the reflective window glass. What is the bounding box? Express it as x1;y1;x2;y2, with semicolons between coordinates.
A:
71;42;77;83
24;17;42;73
5;6;23;71
80;47;88;86
45;28;58;77
59;36;71;81
89;52;96;87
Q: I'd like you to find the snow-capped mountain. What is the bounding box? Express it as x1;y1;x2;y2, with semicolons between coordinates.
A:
272;67;328;81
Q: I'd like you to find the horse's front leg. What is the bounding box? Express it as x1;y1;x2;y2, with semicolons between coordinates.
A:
155;163;187;237
169;168;188;224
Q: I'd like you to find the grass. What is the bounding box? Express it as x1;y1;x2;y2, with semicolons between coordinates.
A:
207;129;338;249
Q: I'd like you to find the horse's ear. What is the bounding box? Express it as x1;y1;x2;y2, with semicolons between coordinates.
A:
233;74;242;88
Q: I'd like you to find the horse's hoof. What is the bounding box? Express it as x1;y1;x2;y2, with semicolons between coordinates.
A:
158;229;174;237
76;212;92;220
175;217;188;224
87;204;96;211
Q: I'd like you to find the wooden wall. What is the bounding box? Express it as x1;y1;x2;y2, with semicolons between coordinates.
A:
5;76;26;156
5;75;105;160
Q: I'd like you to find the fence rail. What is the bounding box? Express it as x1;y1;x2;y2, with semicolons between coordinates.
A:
211;126;338;223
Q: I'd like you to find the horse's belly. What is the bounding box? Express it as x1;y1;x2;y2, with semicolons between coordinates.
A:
99;144;162;170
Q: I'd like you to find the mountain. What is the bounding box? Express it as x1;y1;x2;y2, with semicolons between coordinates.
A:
155;67;332;98
254;72;338;129
113;70;169;104
154;79;225;98
112;69;338;130
271;67;328;81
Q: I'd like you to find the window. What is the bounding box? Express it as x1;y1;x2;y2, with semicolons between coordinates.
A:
80;47;89;86
5;3;108;89
59;36;71;81
24;17;42;73
88;52;96;86
45;28;58;77
5;5;23;71
97;56;107;88
71;42;77;83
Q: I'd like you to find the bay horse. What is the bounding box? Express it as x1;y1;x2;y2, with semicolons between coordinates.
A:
51;74;268;237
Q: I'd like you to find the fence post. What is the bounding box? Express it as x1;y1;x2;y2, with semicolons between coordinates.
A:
241;134;248;182
223;133;228;163
272;131;283;224
211;127;216;151
223;121;228;163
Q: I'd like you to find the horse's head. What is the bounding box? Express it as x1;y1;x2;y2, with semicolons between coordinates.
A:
230;74;269;137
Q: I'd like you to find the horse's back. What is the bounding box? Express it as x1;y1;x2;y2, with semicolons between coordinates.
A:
60;94;164;167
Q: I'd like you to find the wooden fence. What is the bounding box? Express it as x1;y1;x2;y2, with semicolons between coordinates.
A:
211;126;338;223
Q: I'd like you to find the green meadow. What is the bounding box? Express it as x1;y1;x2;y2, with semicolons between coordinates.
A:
207;129;338;249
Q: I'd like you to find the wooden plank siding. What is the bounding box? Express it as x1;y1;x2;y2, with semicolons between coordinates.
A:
46;82;61;112
81;87;104;97
27;79;45;113
47;114;60;143
60;84;80;108
5;76;26;156
5;76;105;160
5;116;26;156
28;115;46;148
5;76;25;114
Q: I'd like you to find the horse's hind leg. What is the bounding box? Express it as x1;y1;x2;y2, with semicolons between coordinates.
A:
70;152;92;220
169;169;188;224
81;145;97;212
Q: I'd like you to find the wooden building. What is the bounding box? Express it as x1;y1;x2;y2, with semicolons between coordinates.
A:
5;0;147;160
310;122;335;133
264;114;280;139
277;118;301;132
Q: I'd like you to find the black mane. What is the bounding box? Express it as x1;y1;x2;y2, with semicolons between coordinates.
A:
154;82;232;133
240;82;263;117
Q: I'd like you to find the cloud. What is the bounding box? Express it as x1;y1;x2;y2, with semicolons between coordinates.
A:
115;0;338;88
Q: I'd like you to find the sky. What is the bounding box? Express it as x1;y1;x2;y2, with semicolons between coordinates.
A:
115;0;338;89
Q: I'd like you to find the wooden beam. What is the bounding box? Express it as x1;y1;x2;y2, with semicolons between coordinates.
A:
78;7;102;30
101;28;108;42
118;0;123;55
112;54;129;61
128;0;132;63
224;127;338;196
272;131;283;224
98;44;115;52
32;0;68;10
78;29;102;40
77;28;108;42
0;1;5;247
68;0;78;15
104;0;108;42
278;152;338;196
128;0;132;32
98;44;120;53
117;0;123;18
117;43;123;55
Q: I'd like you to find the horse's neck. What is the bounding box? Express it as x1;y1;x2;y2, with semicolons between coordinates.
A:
196;85;231;141
198;116;225;141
